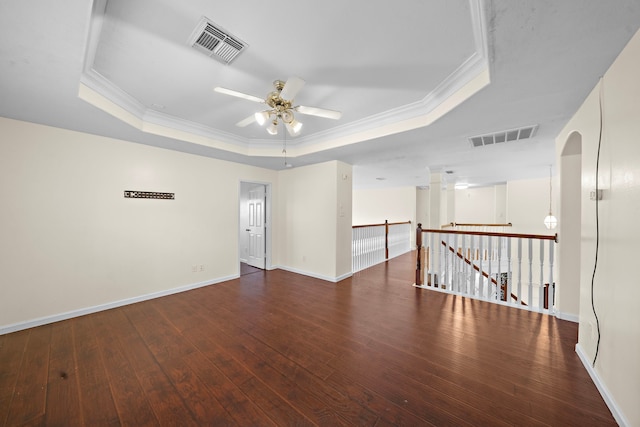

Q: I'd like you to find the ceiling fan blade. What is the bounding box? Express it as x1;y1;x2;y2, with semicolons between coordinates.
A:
236;114;256;127
295;105;342;120
214;87;264;104
279;76;305;100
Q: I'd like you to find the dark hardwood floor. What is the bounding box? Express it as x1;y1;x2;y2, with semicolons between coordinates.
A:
0;252;615;426
240;262;264;276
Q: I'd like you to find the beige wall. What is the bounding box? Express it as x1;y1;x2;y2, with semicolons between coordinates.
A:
276;160;352;281
455;186;501;224
506;178;557;235
352;185;417;247
352;186;416;226
556;29;640;426
0;117;353;332
416;187;429;227
558;148;582;319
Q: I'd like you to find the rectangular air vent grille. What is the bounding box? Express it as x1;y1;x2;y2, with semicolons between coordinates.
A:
469;125;538;148
188;17;247;64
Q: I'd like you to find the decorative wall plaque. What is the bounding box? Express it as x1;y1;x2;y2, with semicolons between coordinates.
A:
124;190;175;200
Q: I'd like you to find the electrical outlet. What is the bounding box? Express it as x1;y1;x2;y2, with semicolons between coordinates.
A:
191;265;197;273
199;264;204;271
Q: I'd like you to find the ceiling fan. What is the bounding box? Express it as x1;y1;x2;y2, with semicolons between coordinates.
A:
214;77;342;136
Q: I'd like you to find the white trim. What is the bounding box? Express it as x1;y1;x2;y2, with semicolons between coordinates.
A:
274;266;352;283
0;275;237;336
555;311;579;323
575;343;628;427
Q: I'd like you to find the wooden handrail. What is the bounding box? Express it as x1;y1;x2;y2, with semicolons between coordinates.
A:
442;222;513;228
422;227;557;243
352;220;411;229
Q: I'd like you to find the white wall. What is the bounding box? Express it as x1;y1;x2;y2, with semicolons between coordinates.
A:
556;29;640;426
276;160;352;281
0;117;282;330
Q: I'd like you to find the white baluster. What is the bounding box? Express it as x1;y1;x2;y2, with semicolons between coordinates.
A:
548;239;555;312
439;231;445;289
507;237;512;305
517;238;522;307
452;233;458;293
539;240;545;311
470;235;476;296
487;235;493;300
528;238;533;309
429;231;435;287
462;233;468;295
479;235;485;298
497;236;503;301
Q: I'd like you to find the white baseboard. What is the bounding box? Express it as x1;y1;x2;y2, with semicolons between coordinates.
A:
555;311;579;323
274;265;352;283
0;275;238;336
575;343;628;426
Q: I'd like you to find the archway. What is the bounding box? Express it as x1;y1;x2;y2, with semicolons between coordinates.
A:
557;131;582;319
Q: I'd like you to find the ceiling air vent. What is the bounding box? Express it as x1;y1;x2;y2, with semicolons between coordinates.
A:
188;17;247;64
469;125;538;148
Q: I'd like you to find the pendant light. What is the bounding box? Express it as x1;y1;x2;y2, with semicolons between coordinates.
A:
543;165;557;229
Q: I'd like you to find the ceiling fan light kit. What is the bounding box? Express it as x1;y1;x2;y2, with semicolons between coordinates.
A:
254;110;269;126
214;76;342;137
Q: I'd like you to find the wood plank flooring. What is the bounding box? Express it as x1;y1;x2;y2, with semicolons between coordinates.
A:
0;252;615;426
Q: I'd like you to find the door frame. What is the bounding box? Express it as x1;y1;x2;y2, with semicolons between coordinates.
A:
239;180;273;271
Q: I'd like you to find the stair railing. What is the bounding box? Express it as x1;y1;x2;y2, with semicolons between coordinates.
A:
414;224;557;313
353;220;411;272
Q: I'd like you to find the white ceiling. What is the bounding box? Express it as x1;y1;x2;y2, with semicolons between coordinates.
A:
1;0;639;189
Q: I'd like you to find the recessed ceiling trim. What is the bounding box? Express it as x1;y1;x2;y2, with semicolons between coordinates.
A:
79;0;489;161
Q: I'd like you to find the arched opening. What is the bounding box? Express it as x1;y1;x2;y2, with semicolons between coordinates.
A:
557;131;582;319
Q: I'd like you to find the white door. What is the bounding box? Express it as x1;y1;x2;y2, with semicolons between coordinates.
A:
246;185;266;269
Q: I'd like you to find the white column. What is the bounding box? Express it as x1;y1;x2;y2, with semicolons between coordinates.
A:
429;173;442;230
429;173;442;284
446;183;456;224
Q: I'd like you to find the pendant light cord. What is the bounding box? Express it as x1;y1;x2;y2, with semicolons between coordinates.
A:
282;121;288;167
549;165;553;215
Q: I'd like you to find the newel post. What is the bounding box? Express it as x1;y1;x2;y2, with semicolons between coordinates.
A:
415;223;423;286
384;220;389;260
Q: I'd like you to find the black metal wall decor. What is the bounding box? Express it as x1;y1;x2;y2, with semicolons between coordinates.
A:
124;190;175;200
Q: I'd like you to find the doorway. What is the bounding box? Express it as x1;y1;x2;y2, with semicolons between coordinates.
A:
239;181;270;275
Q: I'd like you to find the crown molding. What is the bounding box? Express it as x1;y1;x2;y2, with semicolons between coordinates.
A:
79;0;489;161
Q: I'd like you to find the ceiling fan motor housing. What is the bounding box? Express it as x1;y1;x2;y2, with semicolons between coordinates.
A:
266;82;294;122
